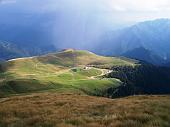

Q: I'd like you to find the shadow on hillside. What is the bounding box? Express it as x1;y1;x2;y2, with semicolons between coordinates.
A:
106;64;170;98
0;78;64;98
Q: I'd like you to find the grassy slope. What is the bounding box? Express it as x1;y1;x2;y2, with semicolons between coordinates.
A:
0;49;137;97
0;93;169;127
37;49;137;67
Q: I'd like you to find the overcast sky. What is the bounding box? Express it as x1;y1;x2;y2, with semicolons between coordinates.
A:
1;0;170;20
0;0;170;48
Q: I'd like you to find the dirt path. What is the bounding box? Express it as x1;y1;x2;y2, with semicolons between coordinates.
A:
90;67;113;79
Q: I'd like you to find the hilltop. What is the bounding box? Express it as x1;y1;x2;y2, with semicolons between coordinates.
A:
0;49;137;97
36;49;137;67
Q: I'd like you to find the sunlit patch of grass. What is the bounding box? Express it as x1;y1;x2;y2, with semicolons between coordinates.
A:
0;49;138;98
0;56;122;97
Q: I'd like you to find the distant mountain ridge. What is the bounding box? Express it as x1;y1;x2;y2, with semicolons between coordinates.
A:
93;18;170;66
0;41;57;60
1;18;170;66
0;41;27;60
0;13;58;60
122;47;166;65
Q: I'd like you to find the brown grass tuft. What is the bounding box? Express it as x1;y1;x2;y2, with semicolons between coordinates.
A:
0;93;169;127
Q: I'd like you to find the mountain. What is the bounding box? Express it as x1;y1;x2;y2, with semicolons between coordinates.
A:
0;41;28;60
164;62;170;67
0;41;57;60
0;49;137;97
122;47;166;65
0;13;58;60
94;18;170;65
0;12;57;49
107;64;170;97
37;49;136;67
0;50;170;127
2;17;170;65
0;49;170;98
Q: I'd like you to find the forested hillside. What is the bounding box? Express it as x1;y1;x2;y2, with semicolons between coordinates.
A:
105;64;170;97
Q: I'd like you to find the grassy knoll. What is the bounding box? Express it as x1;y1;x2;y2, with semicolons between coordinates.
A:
1;49;134;97
37;49;138;67
0;93;169;127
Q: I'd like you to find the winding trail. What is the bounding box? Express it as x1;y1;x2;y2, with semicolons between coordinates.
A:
88;67;113;79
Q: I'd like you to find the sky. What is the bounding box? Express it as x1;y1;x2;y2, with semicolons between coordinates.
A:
0;0;170;49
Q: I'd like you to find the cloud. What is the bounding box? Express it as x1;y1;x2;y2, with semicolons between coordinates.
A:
112;6;127;12
109;0;170;12
0;0;16;4
3;0;169;15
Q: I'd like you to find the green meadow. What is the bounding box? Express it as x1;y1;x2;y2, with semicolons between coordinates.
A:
0;49;137;97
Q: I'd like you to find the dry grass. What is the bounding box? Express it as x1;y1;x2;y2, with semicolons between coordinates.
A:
0;93;169;127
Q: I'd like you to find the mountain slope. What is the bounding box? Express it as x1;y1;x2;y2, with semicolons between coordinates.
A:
0;12;57;54
37;49;137;67
122;47;165;65
107;64;170;97
94;18;170;65
0;41;28;60
1;49;170;98
0;41;57;60
0;93;170;127
0;49;137;97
